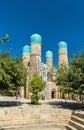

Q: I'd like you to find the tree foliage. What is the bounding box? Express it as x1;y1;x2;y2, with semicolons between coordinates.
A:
0;50;27;95
0;34;10;43
56;52;84;95
29;73;45;104
69;53;84;94
56;63;72;93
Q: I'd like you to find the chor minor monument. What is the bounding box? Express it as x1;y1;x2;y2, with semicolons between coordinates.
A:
21;34;68;99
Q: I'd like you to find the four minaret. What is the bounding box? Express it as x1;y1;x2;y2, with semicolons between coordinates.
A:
22;34;68;74
22;34;68;98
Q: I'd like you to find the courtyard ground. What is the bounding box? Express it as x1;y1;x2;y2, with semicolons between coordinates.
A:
0;96;84;110
0;96;84;130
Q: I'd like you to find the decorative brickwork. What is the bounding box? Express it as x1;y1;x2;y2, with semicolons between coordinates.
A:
58;53;68;66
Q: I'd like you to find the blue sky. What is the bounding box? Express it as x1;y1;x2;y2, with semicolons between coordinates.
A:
0;0;84;67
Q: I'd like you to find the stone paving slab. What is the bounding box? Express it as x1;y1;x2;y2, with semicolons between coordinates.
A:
1;128;66;130
23;128;66;130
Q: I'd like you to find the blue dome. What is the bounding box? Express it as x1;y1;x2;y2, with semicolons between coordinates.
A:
46;51;53;59
30;34;42;43
23;45;30;53
58;41;67;48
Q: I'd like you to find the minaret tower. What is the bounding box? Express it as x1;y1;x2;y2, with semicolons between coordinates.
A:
46;50;53;69
22;45;30;68
58;41;68;66
20;45;30;98
29;34;42;76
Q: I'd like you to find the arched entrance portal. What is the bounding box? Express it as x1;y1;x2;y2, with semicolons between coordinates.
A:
51;89;56;99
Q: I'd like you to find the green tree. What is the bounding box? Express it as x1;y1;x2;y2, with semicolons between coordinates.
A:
0;34;10;43
56;52;84;95
56;63;72;94
69;53;84;95
0;50;27;95
29;73;45;105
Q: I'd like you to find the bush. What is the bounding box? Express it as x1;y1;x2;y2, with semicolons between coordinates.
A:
31;93;40;105
29;73;45;105
0;90;13;96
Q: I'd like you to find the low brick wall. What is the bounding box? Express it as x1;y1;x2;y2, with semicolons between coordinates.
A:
0;104;72;127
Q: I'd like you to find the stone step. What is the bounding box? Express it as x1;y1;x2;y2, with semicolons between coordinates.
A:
0;114;71;119
1;123;67;130
73;112;84;119
71;115;84;125
0;103;72;128
0;120;68;127
0;118;69;127
0;110;71;115
0;108;71;115
69;120;84;130
0;111;71;124
66;124;77;130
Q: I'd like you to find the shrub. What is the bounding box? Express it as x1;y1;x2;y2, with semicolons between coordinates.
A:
31;93;40;105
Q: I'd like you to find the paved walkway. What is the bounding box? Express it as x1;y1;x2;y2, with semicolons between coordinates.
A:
0;96;84;111
0;96;77;103
21;128;66;130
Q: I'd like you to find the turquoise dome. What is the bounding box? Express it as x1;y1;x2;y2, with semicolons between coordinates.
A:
46;51;53;59
30;34;42;43
58;41;67;48
23;45;30;53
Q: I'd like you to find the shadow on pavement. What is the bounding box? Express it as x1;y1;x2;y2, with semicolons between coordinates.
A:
0;101;22;107
47;100;84;110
